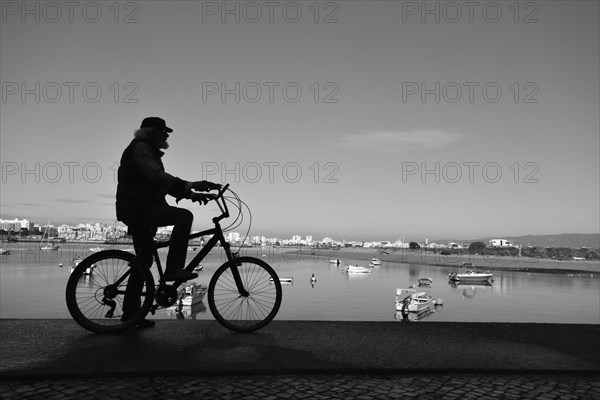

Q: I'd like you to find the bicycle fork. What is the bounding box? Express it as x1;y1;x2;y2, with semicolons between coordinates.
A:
223;242;249;297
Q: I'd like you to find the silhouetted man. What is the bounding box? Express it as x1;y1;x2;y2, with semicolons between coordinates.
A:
116;117;220;326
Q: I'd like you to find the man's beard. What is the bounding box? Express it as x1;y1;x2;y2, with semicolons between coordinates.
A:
158;140;169;149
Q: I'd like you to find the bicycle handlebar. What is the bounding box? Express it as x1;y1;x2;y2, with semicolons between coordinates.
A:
212;183;230;223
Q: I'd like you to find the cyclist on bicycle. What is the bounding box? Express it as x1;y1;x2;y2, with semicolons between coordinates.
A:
116;117;220;324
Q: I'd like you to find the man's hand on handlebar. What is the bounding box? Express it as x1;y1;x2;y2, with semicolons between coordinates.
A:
189;192;217;205
191;180;221;192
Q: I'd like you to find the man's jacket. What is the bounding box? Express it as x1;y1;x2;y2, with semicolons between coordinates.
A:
116;138;187;222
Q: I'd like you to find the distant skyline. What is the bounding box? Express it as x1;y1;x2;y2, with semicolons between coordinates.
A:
2;1;599;242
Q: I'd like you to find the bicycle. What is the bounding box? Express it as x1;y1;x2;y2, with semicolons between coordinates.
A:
65;184;282;334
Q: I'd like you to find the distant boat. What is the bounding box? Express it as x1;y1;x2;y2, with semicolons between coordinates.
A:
345;264;372;274
270;277;294;284
40;223;59;250
69;258;95;275
371;258;382;265
418;277;433;286
89;247;102;252
448;263;493;283
0;248;11;255
329;259;341;264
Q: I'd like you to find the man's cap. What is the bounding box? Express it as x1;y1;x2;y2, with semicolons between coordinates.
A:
140;117;173;133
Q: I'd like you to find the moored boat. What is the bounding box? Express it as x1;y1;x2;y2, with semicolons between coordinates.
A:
270;277;294;284
178;283;208;306
395;289;441;313
418;277;433;286
448;263;493;283
69;258;96;275
448;271;493;283
0;248;11;255
345;264;372;274
370;258;382;265
40;223;59;250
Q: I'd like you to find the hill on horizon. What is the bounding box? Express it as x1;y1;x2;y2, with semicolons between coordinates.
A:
435;233;600;249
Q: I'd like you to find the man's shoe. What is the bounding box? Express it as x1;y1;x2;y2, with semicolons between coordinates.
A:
121;314;155;328
135;319;156;328
163;269;198;282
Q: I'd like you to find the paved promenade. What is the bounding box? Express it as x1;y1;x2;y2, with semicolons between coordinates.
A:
1;320;599;399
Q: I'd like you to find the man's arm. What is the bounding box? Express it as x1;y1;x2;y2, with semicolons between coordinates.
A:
131;142;191;197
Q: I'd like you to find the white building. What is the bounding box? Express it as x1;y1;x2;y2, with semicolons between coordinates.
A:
0;218;31;230
489;239;513;248
227;232;241;242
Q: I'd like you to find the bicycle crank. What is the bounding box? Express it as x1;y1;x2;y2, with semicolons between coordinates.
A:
155;285;179;308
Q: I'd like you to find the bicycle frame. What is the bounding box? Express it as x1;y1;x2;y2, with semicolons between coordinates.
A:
148;184;249;298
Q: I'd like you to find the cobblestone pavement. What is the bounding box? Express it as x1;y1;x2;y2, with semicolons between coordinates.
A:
1;373;599;400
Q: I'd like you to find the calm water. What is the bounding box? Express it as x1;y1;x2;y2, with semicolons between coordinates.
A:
1;244;599;323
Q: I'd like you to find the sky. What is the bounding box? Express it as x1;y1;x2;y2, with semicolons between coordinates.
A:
1;0;599;242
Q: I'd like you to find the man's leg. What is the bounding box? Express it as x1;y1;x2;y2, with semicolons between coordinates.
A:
143;205;194;276
122;226;154;319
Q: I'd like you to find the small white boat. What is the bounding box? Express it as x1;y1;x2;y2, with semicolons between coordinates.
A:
194;265;204;272
70;258;96;275
40;223;59;250
178;283;207;306
187;246;198;251
0;248;10;255
345;264;372;274
270;277;294;284
370;258;382;265
418;277;433;286
448;263;493;283
89;247;102;252
329;259;341;264
395;289;442;313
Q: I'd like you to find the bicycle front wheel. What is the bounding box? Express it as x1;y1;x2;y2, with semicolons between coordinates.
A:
208;256;282;332
65;250;155;334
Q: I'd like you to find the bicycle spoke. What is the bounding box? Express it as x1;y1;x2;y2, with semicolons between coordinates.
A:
208;257;282;332
66;250;155;334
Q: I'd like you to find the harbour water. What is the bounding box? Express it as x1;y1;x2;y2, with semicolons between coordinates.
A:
1;244;599;324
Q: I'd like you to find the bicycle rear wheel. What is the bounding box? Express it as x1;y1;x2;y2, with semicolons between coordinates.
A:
65;250;155;334
208;256;282;332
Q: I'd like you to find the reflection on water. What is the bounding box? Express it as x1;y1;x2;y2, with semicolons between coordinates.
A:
394;304;444;322
448;281;493;300
1;248;598;323
165;301;207;320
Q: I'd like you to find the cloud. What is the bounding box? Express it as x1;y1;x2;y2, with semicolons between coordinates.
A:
337;129;464;153
53;198;90;204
